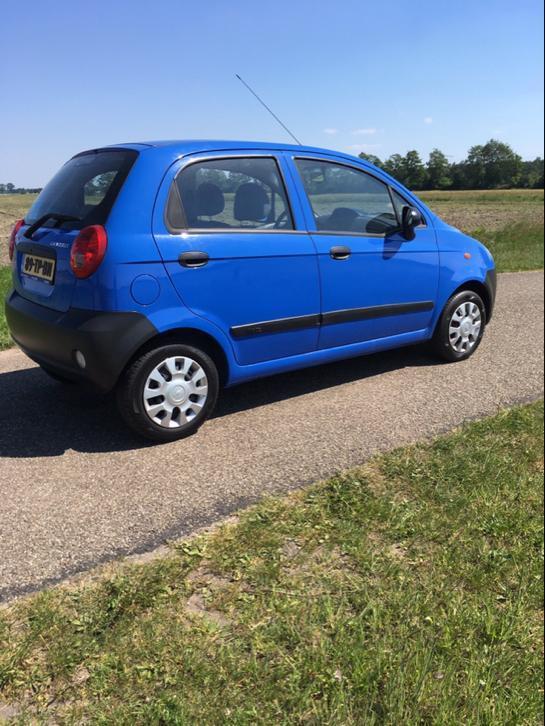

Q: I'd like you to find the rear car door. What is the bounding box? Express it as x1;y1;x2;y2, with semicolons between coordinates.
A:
289;155;439;349
152;152;321;366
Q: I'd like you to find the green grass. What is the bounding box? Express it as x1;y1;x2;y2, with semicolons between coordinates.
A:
1;402;543;724
0;266;12;351
472;223;544;272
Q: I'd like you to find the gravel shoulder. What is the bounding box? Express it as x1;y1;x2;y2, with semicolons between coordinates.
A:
0;271;543;601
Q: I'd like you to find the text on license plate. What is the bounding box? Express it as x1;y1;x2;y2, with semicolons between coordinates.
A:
22;254;56;283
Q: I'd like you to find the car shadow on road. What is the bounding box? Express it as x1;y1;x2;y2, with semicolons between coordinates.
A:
0;346;437;458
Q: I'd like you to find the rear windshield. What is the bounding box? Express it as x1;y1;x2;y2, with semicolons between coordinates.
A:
25;148;138;230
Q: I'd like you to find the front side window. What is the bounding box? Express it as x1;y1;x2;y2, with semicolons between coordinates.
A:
390;188;426;227
168;157;294;231
295;158;398;235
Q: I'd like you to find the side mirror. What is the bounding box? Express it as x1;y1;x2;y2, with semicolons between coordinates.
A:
401;206;423;241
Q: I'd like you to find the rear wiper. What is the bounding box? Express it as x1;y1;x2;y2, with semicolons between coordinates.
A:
24;213;82;240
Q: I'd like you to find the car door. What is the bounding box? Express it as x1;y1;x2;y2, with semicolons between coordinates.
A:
288;155;440;349
152;152;321;366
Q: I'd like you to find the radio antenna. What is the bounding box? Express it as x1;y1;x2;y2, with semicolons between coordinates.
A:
235;74;302;145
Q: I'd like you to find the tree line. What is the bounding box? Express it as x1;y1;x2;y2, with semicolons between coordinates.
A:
0;183;42;194
359;139;544;191
1;139;544;194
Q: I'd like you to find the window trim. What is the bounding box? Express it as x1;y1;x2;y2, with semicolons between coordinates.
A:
292;155;427;237
389;186;427;229
164;154;299;235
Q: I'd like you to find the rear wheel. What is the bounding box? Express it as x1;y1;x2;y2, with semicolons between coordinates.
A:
432;290;486;362
116;343;219;442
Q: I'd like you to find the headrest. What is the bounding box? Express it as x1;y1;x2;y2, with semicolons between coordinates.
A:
234;183;269;222
327;207;359;232
195;182;224;217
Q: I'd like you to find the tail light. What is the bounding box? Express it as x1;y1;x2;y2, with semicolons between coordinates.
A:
9;219;24;262
70;225;108;279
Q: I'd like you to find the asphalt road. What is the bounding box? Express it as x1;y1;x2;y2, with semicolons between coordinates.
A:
0;271;543;602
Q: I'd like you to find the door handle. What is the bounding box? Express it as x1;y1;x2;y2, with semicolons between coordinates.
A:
179;251;209;268
330;245;351;260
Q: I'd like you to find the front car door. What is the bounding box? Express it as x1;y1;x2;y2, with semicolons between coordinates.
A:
152;152;321;365
288;155;440;350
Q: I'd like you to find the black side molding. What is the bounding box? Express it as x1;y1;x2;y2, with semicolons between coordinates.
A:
322;301;434;326
231;313;321;339
230;301;434;339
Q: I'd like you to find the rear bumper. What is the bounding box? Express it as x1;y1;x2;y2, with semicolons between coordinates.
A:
5;290;157;392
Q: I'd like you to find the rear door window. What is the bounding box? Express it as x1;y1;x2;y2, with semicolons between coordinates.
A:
167;157;294;231
25;149;138;230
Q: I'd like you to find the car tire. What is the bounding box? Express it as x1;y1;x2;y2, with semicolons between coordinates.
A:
116;343;220;442
432;289;487;362
40;364;76;384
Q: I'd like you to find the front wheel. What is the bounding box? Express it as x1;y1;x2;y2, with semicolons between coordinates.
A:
116;343;219;442
432;290;486;362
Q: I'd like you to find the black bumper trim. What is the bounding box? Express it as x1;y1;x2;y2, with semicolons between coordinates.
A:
5;291;157;392
485;268;497;321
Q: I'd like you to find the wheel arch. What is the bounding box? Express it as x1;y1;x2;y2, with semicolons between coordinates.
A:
450;279;492;323
432;277;493;340
121;326;230;387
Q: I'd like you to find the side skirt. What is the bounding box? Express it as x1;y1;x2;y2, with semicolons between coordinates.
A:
226;328;430;387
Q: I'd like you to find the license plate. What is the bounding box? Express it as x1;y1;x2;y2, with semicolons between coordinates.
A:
22;253;56;284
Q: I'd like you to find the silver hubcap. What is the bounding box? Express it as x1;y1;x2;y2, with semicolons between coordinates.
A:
143;356;208;428
449;301;482;353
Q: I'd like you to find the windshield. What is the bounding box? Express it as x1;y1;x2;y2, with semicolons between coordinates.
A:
26;148;138;230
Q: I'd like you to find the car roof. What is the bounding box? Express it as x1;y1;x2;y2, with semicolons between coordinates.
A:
106;139;358;160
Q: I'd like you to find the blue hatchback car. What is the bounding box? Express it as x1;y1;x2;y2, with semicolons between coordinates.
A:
6;140;496;441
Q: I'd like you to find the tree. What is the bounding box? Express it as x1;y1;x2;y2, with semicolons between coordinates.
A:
383;154;406;184
465;139;522;189
426;149;452;189
402;150;427;190
6;182;15;192
382;152;427;189
358;152;383;169
520;157;544;189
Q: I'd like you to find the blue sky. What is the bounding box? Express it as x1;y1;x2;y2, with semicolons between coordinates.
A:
1;0;543;186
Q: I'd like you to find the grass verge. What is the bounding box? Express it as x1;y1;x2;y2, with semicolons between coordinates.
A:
0;401;543;723
0;266;13;351
472;223;544;272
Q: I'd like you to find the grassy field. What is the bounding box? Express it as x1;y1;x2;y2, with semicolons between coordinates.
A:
0;266;12;351
0;194;37;266
419;189;544;272
0;189;543;351
0;401;542;723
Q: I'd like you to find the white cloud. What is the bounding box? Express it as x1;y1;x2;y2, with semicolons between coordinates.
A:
352;128;377;136
424;117;433;125
348;143;382;153
323;128;339;135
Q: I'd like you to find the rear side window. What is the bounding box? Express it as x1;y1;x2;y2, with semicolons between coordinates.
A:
167;157;294;231
26;149;138;230
295;158;398;235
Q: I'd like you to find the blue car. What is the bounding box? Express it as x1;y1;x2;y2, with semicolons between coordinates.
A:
6;140;496;442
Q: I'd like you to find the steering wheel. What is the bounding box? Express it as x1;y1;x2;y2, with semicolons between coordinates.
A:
274;210;289;229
